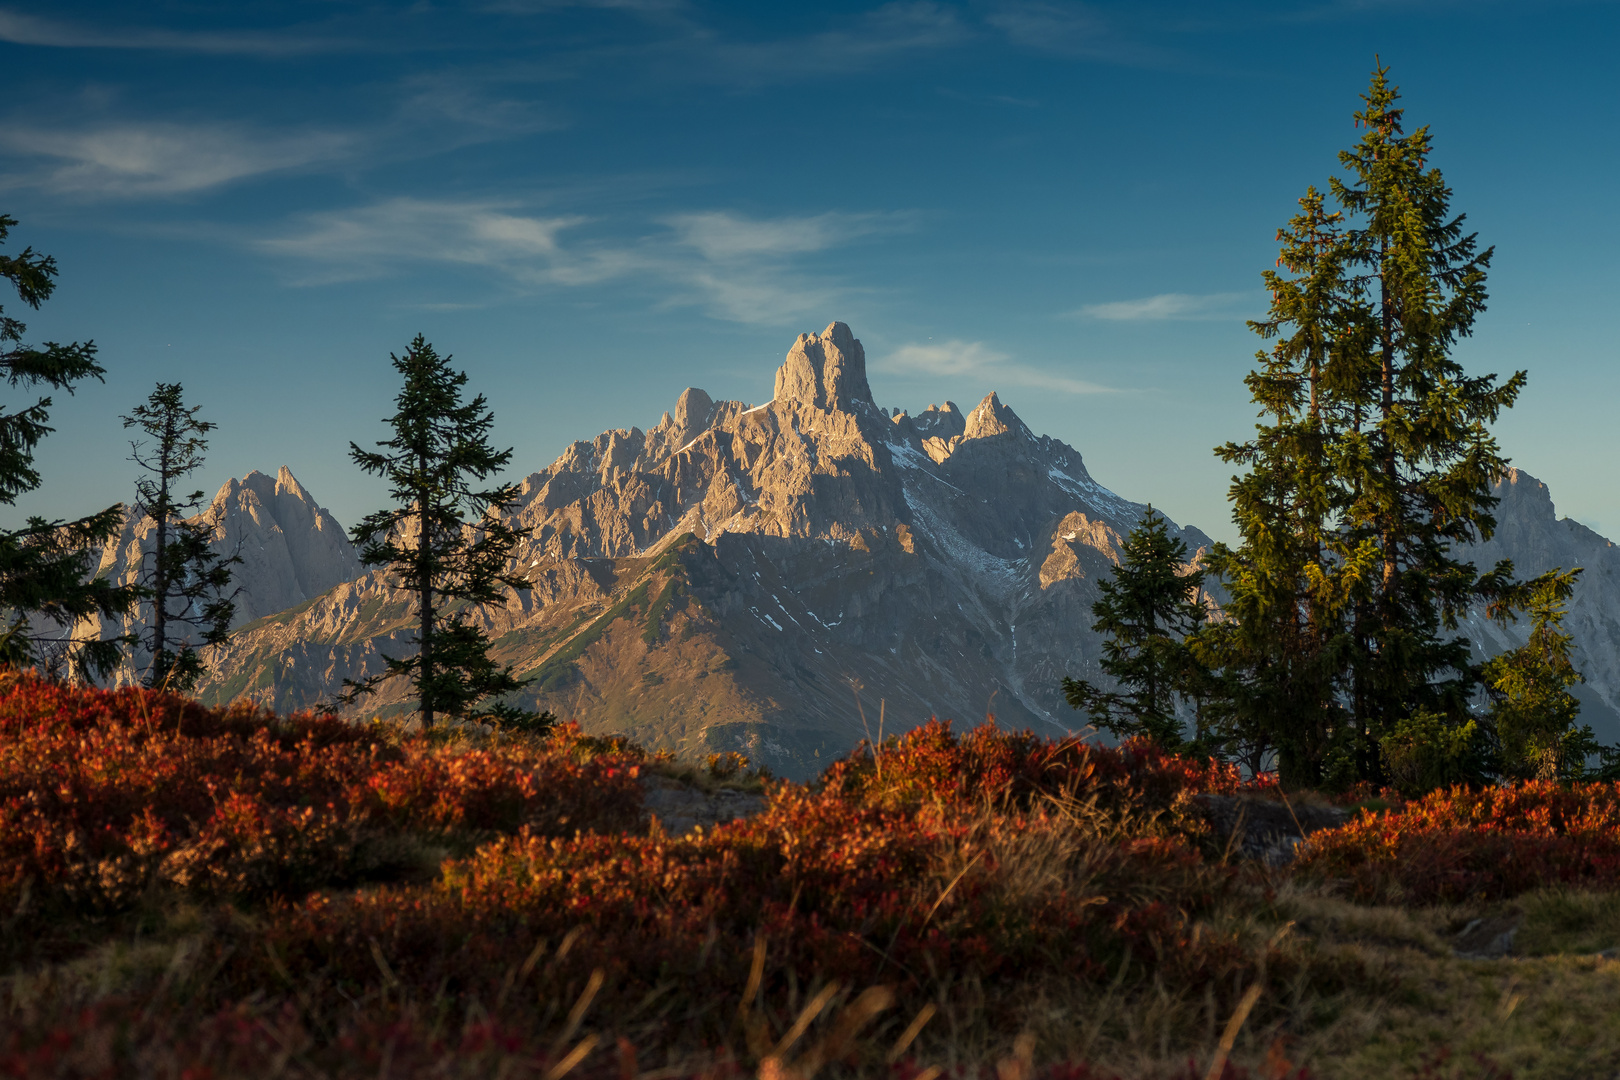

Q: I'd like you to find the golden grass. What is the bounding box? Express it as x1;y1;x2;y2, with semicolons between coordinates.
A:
10;874;1620;1078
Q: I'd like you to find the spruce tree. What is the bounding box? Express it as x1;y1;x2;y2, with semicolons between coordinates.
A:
1195;188;1376;784
1332;64;1524;782
121;383;240;690
1199;65;1529;787
343;336;531;729
1482;568;1594;781
0;214;137;678
1062;508;1208;749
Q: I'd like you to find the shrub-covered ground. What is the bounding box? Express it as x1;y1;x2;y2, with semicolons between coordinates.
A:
4;673;1620;1078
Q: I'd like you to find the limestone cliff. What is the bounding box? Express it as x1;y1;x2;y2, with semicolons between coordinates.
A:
191;325;1619;773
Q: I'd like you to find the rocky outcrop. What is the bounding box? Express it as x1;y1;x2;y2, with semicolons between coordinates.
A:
772;321;873;412
640;775;767;835
204;467;365;623
1195;794;1349;866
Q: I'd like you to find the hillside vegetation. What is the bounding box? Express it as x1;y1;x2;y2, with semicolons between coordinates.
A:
5;675;1620;1079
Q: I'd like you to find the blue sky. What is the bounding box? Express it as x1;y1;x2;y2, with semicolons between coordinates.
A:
2;0;1616;543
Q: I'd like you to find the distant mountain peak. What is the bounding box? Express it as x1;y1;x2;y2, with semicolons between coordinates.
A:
202;322;1206;768
81;467;364;686
184;335;1620;773
963;391;1030;441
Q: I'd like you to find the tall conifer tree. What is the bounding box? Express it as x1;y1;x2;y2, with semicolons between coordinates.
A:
1331;65;1524;781
343;336;530;729
0;214;137;678
1200;65;1531;786
121;383;240;690
1196;189;1378;784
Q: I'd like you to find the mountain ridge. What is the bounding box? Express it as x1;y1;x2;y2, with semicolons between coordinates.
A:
181;323;1620;773
195;322;1206;775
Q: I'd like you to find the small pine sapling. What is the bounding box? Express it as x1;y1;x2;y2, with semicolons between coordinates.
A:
1062;507;1208;749
1482;568;1597;780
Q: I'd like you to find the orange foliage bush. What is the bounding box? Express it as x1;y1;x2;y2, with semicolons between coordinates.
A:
231;719;1278;1039
824;719;1268;814
0;672;644;915
1297;779;1620;903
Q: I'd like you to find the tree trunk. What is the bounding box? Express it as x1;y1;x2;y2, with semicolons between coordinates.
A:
1379;260;1397;613
418;448;433;731
1369;247;1397;782
151;412;176;686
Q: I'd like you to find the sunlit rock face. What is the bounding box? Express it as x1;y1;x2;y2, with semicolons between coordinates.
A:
773;321;874;412
200;321;1210;777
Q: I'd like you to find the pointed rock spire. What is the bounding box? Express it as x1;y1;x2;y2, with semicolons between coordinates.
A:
773;321;873;412
962;392;1030;440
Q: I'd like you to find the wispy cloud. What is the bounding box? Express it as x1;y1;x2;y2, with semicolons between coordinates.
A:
0;8;350;56
1074;291;1255;321
258;199;594;275
879;339;1115;394
0;123;355;197
0;74;554;202
664;210;909;260
984;1;1170;66
667;2;969;85
256;201;898;324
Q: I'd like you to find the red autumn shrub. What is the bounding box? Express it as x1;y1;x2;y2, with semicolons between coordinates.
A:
0;673;644;915
4;675;1315;1077
245;773;1254;1036
1296;779;1620;903
820;720;1271;834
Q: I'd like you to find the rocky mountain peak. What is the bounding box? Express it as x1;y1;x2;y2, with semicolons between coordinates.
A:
1458;467;1620;743
913;401;966;440
198;467;365;622
82;467;365;686
673;387;716;438
962;391;1030;441
183;328;1620;775
200;322;1208;772
772;321;873;412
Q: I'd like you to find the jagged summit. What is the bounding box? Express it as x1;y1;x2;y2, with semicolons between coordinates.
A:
503;321;1133;564
963;392;1027;439
90;466;362;630
206;467;363;622
773;320;873;411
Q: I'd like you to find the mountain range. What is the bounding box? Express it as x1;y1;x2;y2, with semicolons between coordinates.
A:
90;322;1620;778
